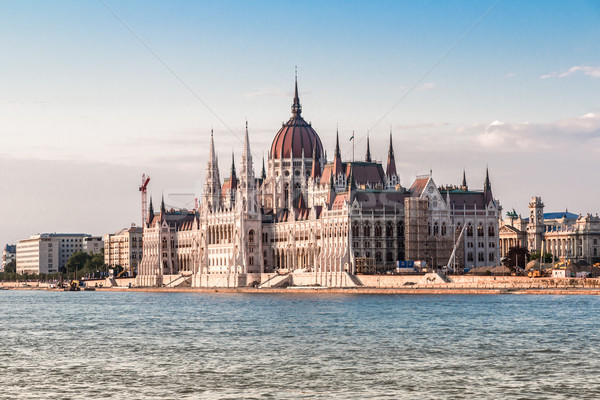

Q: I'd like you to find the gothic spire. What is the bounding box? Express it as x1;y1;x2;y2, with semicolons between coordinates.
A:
148;196;154;223
365;134;372;162
240;120;254;189
261;156;266;180
333;129;343;175
310;145;321;179
160;194;166;214
230;151;237;190
462;169;468;190
291;68;302;117
386;131;397;177
484;167;491;191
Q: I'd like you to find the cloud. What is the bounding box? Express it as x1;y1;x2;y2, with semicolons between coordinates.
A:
244;88;289;98
503;73;515;78
541;65;600;79
416;82;435;91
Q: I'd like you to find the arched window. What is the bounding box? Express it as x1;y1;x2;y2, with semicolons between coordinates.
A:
248;229;255;244
364;222;371;237
352;222;359;237
386;222;394;237
477;223;484;237
374;223;382;237
375;252;382;262
467;223;473;237
488;224;495;237
441;223;447;236
433;222;439;236
386;252;393;262
398;221;405;236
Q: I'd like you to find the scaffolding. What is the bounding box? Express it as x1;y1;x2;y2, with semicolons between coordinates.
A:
404;198;455;269
355;257;375;274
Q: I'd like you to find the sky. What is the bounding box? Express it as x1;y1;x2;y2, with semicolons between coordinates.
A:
1;0;599;245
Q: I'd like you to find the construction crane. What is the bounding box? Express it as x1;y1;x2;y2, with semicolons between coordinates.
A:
139;173;151;226
446;225;466;274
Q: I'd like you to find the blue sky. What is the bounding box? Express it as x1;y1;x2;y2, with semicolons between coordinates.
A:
1;0;599;244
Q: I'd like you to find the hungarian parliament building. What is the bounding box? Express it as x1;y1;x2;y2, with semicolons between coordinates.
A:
137;79;502;287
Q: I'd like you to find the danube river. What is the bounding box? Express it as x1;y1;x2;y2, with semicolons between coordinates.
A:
1;291;599;399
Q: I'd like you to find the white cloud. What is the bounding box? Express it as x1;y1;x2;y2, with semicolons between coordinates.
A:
416;82;435;91
244;88;289;98
541;65;600;79
503;73;515;78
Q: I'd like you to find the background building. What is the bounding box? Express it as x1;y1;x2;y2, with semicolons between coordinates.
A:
16;233;102;275
1;244;16;272
500;196;600;264
104;226;143;276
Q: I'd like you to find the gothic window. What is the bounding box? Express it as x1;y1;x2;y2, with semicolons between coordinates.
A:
428;222;431;236
248;230;255;244
488;224;495;237
352;222;359;237
386;222;394;237
489;252;495;262
398;221;404;236
374;223;382;237
433;222;439;236
467;252;473;261
442;223;447;236
363;222;371;237
477;223;484;237
467;223;473;236
375;252;382;262
386;252;393;262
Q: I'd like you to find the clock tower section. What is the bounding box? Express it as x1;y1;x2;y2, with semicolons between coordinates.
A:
527;196;544;252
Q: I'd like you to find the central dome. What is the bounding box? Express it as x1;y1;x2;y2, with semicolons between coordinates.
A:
270;79;324;160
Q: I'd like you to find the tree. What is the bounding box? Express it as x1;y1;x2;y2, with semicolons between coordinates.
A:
65;251;91;279
502;246;530;271
530;250;555;263
4;260;16;274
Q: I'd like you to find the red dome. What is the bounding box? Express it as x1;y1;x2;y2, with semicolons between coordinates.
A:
270;117;323;159
270;78;323;159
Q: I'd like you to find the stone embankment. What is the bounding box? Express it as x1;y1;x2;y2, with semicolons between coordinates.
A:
3;276;600;295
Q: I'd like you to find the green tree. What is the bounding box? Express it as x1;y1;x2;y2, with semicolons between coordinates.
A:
502;246;530;271
65;251;91;279
530;250;555;263
4;260;16;274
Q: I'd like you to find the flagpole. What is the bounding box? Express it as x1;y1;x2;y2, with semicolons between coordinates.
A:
352;130;355;162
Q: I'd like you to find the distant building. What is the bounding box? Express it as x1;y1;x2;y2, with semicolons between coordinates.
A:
104;226;143;276
499;196;600;264
16;233;100;275
1;244;16;272
83;236;104;255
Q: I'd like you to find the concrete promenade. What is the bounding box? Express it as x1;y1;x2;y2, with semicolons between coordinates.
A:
4;276;600;295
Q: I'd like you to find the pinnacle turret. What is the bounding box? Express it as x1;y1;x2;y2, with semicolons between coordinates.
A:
365;134;372;162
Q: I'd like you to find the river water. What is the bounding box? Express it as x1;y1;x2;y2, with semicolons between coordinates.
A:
1;291;599;399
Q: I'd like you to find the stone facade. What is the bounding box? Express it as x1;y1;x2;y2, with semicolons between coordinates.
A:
137;79;501;287
104;226;143;276
499;196;600;264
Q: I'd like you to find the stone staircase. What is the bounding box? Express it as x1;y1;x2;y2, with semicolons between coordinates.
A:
258;274;291;289
164;275;192;288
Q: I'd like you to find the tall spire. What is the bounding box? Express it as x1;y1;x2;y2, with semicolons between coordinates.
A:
203;129;221;211
484;167;491;191
333;128;343;175
240;119;254;190
230;151;237;190
462;169;468;190
160;194;166;214
365;134;372;162
261;156;266;180
291;67;302;117
386;131;397;177
148;196;154;224
310;145;321;179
